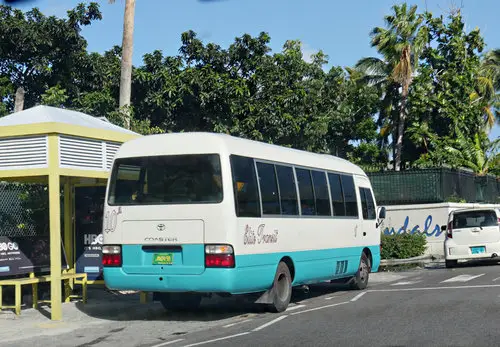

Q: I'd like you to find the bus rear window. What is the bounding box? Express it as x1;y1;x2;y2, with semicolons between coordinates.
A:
108;154;223;205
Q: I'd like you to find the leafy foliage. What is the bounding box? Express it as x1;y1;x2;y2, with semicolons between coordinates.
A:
381;233;427;259
0;2;498;176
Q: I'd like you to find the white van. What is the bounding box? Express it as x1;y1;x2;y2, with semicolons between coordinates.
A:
443;208;500;268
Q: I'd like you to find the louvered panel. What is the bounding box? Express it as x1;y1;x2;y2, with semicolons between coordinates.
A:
59;135;104;170
105;141;121;170
0;136;48;169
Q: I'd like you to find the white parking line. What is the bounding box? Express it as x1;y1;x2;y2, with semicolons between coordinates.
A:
324;292;346;300
223;319;253;328
181;332;250;347
151;338;185;347
367;283;500;292
290;301;349;315
253;315;288;332
493;277;500;282
285;304;306;312
441;274;485;283
391;281;422;286
350;292;366;302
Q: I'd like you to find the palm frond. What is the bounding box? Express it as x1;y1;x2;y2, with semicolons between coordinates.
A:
484;106;495;129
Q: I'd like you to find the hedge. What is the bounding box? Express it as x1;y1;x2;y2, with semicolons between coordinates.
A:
380;233;427;260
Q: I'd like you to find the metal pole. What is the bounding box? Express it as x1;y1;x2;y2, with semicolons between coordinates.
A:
48;135;62;320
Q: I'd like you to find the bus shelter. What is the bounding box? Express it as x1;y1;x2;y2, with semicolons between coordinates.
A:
0;105;140;320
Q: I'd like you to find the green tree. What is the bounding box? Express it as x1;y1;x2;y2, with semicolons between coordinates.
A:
356;4;428;171
0;3;102;112
408;9;488;165
41;85;69;107
477;48;500;128
445;131;500;175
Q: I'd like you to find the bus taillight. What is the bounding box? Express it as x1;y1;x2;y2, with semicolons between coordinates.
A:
102;245;122;267
205;244;235;268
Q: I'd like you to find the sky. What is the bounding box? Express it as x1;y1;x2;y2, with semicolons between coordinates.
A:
6;0;500;140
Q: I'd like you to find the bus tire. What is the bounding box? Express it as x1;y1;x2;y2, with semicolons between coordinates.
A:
445;260;457;268
349;252;370;290
268;261;292;313
159;292;202;311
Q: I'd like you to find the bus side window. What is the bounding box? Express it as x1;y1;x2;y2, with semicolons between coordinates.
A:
311;170;331;216
328;173;345;216
341;175;358;217
359;188;369;219
295;168;316;216
230;155;261;217
256;162;281;215
365;188;376;220
275;165;299;216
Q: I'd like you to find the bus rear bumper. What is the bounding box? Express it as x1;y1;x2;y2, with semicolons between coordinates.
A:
102;266;274;295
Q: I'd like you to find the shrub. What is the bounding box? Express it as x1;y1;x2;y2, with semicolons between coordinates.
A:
381;233;427;259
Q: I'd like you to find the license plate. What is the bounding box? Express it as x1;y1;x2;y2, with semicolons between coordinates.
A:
152;253;173;265
471;246;486;254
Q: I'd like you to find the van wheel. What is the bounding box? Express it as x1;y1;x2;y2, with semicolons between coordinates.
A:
159;292;202;311
445;260;458;268
349;252;370;290
268;261;292;313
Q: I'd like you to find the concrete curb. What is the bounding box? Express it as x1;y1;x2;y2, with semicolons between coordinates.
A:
380;255;438;266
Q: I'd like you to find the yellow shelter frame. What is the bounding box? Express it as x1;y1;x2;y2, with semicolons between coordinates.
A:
0;106;140;320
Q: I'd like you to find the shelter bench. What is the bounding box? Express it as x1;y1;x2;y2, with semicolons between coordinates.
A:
0;272;87;315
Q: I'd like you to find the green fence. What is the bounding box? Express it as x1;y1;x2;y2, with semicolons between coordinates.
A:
367;168;500;205
0;183;49;237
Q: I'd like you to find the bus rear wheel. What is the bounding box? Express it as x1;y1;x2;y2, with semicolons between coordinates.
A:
268;261;292;313
349;252;370;290
159;292;202;311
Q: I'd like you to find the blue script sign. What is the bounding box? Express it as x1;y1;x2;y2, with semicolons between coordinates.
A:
383;215;443;237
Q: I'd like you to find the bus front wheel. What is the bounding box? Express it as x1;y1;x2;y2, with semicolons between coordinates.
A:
268;261;292;313
349;252;370;290
159;292;202;311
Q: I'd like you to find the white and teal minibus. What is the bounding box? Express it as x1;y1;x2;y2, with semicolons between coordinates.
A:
102;132;385;312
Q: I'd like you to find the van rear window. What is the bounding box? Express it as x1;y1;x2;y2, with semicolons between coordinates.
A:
452;210;498;229
108;154;223;205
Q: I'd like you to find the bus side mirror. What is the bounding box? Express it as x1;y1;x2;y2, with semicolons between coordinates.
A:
441;225;447;232
378;206;386;220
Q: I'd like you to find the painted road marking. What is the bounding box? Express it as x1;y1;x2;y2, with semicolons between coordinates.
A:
441;274;484;283
369;273;409;283
223;319;253;328
350;292;366;302
182;332;250;347
391;281;422;286
367;283;500;293
493;277;500;282
252;315;288;332
290;301;349;316
286;304;306;312
324;291;348;300
151;338;185;347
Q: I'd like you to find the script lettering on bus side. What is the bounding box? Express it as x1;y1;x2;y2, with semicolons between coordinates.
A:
244;224;278;245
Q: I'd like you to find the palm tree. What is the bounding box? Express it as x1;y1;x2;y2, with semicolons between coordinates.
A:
356;4;428;171
446;131;500;175
354;57;399;161
474;49;500;129
109;0;136;129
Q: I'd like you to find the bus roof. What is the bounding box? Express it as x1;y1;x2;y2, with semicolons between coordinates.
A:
116;132;367;176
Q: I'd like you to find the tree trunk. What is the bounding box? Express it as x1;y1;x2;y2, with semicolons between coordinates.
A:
394;93;408;171
14;87;25;113
119;0;136;129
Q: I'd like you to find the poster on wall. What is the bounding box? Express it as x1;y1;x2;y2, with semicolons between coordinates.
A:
74;186;106;281
0;236;68;277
